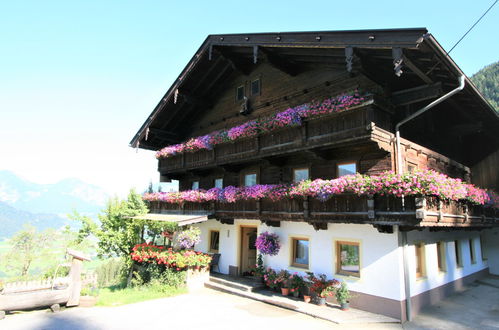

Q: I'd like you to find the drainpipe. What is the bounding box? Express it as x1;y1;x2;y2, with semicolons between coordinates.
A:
395;75;465;174
394;75;465;322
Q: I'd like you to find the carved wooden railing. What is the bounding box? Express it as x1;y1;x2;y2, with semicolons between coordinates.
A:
158;105;391;174
147;195;498;228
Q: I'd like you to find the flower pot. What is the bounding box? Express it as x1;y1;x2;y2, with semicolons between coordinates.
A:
317;297;326;306
303;295;311;303
292;290;300;298
281;288;290;296
340;301;350;311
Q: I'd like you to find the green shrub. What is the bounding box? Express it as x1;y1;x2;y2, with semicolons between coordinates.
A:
95;258;126;287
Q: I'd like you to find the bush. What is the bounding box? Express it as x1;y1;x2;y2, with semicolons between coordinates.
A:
137;263;186;289
41;264;70;280
95;258;126;288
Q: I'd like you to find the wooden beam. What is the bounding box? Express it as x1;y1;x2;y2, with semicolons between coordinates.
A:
391;82;442;106
259;47;301;76
402;53;433;84
214;46;253;75
149;128;179;143
392;48;403;77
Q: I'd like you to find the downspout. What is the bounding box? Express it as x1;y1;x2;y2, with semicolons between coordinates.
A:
394;75;465;322
395;75;465;174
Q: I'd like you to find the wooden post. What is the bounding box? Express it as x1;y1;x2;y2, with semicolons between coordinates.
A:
65;249;91;307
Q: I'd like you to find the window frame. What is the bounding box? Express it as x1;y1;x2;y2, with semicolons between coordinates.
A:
415;242;426;278
337;161;357;178
209;230;220;253
292;167;310;183
236;85;245;102
436;241;447;273
214;177;224;189
290;237;310;269
480;235;487;261
191;181;199;190
241;170;259;187
250;78;261;96
335;240;361;278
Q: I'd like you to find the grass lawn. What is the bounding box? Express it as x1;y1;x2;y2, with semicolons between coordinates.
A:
96;285;187;307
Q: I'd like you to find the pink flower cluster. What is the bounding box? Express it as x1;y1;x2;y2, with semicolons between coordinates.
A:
156;91;366;159
143;170;498;208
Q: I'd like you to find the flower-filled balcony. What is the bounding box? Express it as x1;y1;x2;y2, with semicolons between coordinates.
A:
144;170;499;229
156;91;392;174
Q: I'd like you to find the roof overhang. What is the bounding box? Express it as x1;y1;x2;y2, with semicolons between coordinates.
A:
132;213;209;226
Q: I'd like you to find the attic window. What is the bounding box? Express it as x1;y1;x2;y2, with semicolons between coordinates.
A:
236;85;245;101
251;79;260;96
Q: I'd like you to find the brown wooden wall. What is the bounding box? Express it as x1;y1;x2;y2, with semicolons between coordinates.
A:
471;149;499;191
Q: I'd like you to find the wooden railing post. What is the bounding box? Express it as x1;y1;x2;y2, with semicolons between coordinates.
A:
303;197;309;219
367;196;375;219
415;197;426;220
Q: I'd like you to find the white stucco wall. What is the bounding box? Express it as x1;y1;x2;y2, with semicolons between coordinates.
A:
405;229;488;297
478;228;499;275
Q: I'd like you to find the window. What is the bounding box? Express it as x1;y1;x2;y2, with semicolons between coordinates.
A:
244;173;257;187
469;239;476;264
214;178;223;189
454;240;462;267
209;231;220;252
437;241;446;272
407;163;417;173
415;242;426;278
480;235;487;260
236;85;245;101
191;181;199;190
251;79;260;96
336;241;360;277
293;168;309;183
291;238;309;268
337;162;357;177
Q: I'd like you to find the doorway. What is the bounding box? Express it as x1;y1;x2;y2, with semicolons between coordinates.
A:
240;226;257;275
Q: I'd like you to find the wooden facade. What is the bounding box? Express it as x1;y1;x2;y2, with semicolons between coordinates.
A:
131;29;499;231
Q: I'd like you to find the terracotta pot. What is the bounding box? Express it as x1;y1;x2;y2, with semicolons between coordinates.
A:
281;287;290;296
303;295;311;303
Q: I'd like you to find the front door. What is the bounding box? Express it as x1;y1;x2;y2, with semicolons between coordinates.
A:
240;227;257;275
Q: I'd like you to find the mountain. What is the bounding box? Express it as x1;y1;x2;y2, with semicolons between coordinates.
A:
0;201;68;238
0;170;108;216
471;61;499;112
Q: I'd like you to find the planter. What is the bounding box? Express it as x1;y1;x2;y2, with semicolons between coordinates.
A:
303;295;311;303
317;297;326;306
340;301;350;311
281;288;290;296
292;290;300;298
78;296;97;308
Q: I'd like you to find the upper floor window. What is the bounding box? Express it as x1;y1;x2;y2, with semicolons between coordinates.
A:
336;241;360;277
337;162;356;177
293;168;309;183
244;173;257;187
236;85;245;101
191;181;199;190
251;79;260;96
214;178;223;189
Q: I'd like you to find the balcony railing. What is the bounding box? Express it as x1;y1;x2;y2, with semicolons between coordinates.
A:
147;195;498;229
158;104;391;174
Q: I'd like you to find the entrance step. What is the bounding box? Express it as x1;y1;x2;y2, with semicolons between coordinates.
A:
206;274;265;293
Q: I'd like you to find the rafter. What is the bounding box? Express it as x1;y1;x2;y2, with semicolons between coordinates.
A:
259;47;301;76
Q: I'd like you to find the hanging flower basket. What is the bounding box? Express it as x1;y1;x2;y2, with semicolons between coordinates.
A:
255;232;281;256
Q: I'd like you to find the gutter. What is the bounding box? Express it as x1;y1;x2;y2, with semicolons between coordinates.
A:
394;75;465;322
395;75;465;174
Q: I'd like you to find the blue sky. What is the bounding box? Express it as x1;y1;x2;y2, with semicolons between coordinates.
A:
0;0;497;196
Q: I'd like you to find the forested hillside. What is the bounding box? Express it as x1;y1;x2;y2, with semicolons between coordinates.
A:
471;61;499;112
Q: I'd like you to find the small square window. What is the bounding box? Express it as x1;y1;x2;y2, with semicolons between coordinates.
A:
469;239;476;264
236;85;245;101
209;231;220;252
437;241;446;272
214;178;223;189
337;162;356;177
244;173;257;187
251;79;260;96
291;238;309;268
454;240;462;267
336;241;360;277
191;181;199;190
415;242;426;278
293;168;309;183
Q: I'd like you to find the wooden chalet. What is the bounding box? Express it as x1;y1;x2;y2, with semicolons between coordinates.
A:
130;29;499;321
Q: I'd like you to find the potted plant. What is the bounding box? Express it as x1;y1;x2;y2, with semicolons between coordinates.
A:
277;269;291;296
307;273;339;306
253;254;265;283
288;273;304;298
335;281;351;311
302;273;313;303
263;267;279;291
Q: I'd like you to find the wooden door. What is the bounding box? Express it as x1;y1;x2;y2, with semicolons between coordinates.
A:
240;227;257;275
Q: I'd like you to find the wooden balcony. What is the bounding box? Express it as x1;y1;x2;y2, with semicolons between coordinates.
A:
147;195;499;230
158;104;391;175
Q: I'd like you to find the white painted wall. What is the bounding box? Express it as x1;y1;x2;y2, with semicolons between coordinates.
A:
406;229;488;297
481;228;499;275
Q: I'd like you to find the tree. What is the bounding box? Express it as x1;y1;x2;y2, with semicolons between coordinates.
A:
471;61;499;112
1;225;53;277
